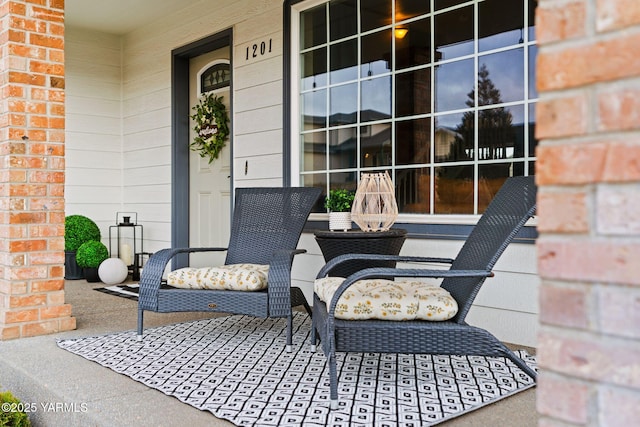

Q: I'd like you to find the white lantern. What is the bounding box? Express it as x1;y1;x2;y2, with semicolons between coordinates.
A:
351;172;398;232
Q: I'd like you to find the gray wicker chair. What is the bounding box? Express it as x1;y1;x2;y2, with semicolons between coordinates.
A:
311;176;537;408
137;186;321;350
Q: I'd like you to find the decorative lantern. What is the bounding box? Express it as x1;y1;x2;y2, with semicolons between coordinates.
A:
351;172;398;232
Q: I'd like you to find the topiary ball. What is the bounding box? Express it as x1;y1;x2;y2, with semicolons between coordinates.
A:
76;240;109;268
98;258;129;285
65;215;101;252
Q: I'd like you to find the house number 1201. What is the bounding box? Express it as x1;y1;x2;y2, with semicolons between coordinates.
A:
245;39;272;60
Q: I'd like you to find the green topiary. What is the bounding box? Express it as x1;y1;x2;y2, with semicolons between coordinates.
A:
0;390;32;427
324;189;355;212
64;215;101;252
75;240;109;268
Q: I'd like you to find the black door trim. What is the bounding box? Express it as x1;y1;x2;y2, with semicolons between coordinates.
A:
171;29;233;269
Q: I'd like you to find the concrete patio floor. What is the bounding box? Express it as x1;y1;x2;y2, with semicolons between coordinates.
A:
0;279;538;426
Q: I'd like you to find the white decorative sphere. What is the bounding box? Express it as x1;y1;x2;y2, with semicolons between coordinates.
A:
98;258;129;285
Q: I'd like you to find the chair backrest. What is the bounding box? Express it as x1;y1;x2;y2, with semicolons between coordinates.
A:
442;176;537;322
224;187;321;265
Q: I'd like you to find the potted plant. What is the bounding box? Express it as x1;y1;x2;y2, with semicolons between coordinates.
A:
324;189;355;231
0;390;31;426
65;215;101;280
76;240;109;282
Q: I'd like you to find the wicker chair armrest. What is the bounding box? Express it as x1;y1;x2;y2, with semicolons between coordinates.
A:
267;249;306;317
325;267;493;318
138;246;227;310
316;254;455;279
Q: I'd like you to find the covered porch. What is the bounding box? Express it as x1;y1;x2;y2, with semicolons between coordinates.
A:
1;0;639;426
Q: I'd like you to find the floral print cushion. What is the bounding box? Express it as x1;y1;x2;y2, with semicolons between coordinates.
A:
314;277;458;321
167;264;269;291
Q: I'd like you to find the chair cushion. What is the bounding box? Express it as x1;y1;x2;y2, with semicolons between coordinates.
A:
167;264;269;291
314;277;458;321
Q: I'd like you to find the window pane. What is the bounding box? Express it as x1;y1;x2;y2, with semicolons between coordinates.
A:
361;30;392;78
478;0;523;52
396;0;430;22
396;68;432;117
435;0;467;10
435;112;471;162
330;0;357;41
528;45;537;98
329;171;357;193
361;76;391;121
529;103;537;157
330;83;357;126
435;166;474;214
396;168;430;213
302;173;327;212
435;58;474;112
395;17;431;70
528;0;537;41
396;118;431;164
434;5;474;60
362;0;392;32
301;48;327;91
479;49;524;104
330;39;358;84
329;127;357;169
361;122;392;167
302;89;327;130
301;4;326;49
302;132;326;172
477;104;523;161
477;169;508;213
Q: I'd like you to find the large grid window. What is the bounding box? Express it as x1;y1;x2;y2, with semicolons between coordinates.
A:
295;0;538;215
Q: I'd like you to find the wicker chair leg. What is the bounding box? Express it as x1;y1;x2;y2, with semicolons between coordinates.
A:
137;309;144;341
310;319;317;352
329;351;339;409
286;315;293;353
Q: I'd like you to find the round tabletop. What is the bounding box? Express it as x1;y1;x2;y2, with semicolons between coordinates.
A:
313;228;407;239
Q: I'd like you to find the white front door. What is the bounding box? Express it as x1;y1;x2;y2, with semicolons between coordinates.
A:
188;49;231;267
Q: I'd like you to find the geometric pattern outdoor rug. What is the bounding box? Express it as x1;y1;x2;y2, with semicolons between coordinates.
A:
94;283;141;300
57;313;536;427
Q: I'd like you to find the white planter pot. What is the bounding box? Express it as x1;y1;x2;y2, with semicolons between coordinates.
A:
329;212;352;231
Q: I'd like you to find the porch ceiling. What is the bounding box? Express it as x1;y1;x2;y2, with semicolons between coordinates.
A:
65;0;206;35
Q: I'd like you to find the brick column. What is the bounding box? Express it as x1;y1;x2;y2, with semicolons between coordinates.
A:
536;0;640;425
0;0;74;340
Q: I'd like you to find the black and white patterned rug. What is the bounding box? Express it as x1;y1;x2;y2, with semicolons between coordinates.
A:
94;283;141;300
57;313;536;426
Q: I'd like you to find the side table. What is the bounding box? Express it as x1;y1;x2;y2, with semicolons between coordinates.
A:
314;228;407;278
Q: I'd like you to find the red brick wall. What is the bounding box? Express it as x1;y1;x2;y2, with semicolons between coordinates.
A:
0;0;74;340
536;0;640;424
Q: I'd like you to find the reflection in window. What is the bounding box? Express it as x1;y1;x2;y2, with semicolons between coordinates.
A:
329;0;357;41
297;0;537;215
329;83;357;126
360;30;392;78
301;49;327;91
329;127;357;169
361;76;391;122
479;50;525;104
330;39;357;84
435;59;474;112
396;69;432;117
434;5;474;60
395;17;431;70
361;123;392;167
